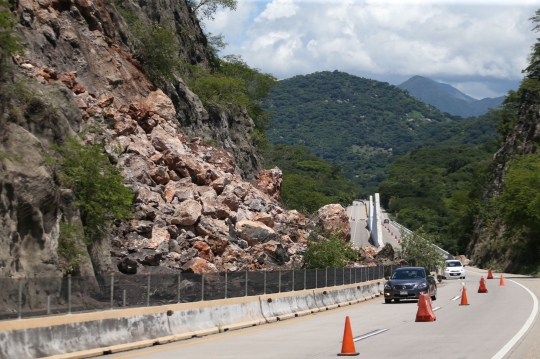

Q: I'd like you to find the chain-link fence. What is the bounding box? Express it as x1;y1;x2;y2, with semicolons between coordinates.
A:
0;265;398;321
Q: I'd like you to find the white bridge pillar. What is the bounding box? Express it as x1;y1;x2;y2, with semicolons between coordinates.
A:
367;193;384;248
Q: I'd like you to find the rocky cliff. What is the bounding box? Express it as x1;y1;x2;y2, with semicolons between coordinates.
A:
467;87;540;270
0;0;357;279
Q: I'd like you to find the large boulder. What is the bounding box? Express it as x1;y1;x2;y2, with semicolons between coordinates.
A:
375;242;395;261
171;199;202;226
192;240;215;262
200;188;230;219
164;179;197;203
145;89;176;122
253;167;282;202
317;204;351;241
181;257;218;274
236;220;280;246
117;257;138;274
195;217;228;238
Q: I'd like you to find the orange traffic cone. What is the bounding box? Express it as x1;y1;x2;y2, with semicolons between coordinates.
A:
478;277;488;293
500;274;505;286
487;269;494;279
337;316;359;356
415;294;436;322
460;286;470;305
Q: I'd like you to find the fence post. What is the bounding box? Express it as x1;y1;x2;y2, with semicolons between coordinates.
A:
245;271;248;297
147;273;150;307
304;269;306;290
224;272;228;299
278;270;281;293
354;268;357;283
334;268;337;287
342;267;345;285
315;269;318;289
47;295;50;315
123;289;126;308
110;273;114;310
292;270;295;292
68;274;71;315
18;278;22;319
325;268;328;287
177;272;181;303
264;271;266;295
350;268;352;284
201;274;205;301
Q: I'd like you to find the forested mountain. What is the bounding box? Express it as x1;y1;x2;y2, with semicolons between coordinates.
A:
378;143;497;254
398;75;505;118
266;71;497;194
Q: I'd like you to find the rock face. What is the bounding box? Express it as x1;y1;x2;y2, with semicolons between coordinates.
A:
467;94;540;269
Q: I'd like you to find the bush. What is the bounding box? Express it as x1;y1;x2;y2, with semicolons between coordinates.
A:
303;230;359;269
130;20;182;85
50;137;134;240
57;221;86;274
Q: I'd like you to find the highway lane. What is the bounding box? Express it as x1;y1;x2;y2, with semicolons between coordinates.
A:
346;200;371;247
103;269;538;359
380;209;402;249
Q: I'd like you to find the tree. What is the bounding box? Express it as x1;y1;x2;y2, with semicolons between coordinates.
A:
0;0;23;59
130;21;181;85
188;0;237;20
398;229;445;271
303;229;359;269
49;137;134;240
496;154;540;233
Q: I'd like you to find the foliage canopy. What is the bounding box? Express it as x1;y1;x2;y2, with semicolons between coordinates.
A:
303;229;359;269
50;137;134;240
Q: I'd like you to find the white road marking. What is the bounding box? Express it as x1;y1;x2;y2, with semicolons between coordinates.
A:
491;280;539;359
353;329;388;342
433;307;441;311
451;296;461;301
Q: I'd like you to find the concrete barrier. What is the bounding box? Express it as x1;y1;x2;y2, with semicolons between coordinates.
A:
259;289;318;321
0;280;384;359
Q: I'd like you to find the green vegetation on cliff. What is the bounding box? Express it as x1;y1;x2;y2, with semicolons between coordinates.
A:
50;137;134;240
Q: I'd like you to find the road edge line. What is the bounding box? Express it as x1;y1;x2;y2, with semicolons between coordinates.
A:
491;280;539;359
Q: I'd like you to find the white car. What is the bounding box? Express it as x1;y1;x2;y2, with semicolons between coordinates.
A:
443;260;466;279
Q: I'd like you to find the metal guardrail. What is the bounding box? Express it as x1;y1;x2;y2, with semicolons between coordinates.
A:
390;220;453;260
0;265;394;321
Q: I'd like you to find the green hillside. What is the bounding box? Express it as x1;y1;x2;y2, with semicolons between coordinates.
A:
398;75;505;118
378;143;497;254
266;70;497;194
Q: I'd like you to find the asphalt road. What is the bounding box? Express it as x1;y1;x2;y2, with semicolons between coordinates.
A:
380;210;402;249
346;200;371;247
103;268;539;359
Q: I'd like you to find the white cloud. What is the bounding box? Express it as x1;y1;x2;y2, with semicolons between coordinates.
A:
256;0;300;21
208;0;538;97
202;0;258;40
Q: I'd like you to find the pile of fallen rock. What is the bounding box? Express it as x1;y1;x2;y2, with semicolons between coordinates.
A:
16;59;365;274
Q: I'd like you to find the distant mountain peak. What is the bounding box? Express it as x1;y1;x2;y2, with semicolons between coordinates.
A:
398;76;504;117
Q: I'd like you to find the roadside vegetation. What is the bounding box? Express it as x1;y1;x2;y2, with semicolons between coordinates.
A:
303;229;360;269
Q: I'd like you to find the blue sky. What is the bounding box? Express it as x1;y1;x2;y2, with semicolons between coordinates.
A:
204;0;539;99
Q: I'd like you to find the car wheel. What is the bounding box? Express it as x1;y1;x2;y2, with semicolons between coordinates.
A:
463;276;466;279
384;299;391;304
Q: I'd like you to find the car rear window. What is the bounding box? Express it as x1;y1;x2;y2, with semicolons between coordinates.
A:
446;261;462;267
391;269;425;279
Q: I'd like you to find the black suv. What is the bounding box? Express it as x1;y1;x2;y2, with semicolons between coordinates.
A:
383;267;437;304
